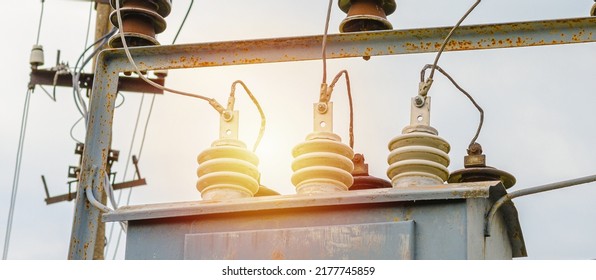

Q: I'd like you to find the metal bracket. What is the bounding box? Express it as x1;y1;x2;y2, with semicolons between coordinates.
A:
410;96;431;127
219;111;240;140
314;102;333;133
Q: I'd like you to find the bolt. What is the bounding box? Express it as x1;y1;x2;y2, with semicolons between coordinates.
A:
353;153;364;163
467;142;483;155
222;110;233;121
414;96;425;107
317;103;328;114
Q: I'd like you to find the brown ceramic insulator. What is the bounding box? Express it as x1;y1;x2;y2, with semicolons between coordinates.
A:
108;0;170;48
254;185;281;197
339;0;395;32
448;143;516;189
350;153;392;190
448;166;516;189
110;0;172;17
351;176;392;190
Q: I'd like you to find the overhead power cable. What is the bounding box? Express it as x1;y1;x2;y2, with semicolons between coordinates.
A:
3;89;33;260
428;0;481;81
35;0;45;45
420;64;484;147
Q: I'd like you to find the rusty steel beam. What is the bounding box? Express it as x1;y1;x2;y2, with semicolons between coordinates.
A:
29;69;164;94
99;17;595;72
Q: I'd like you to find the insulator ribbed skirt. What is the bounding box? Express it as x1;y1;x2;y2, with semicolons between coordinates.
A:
292;132;354;194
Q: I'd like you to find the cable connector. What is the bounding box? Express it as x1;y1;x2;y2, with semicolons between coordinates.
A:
208;98;225;115
418;78;433;97
319;83;331;104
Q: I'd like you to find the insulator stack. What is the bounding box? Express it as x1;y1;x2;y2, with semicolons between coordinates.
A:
338;0;396;33
592;2;596;16
196;111;260;200
387;96;451;187
109;0;172;48
292;102;355;194
197;138;260;200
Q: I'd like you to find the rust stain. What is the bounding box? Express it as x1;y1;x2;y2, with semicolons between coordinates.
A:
404;207;413;221
459;189;486;199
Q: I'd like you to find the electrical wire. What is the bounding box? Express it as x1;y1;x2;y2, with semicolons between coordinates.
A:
321;0;333;84
83;1;93;49
428;0;481;81
319;1;355;149
114;0;224;114
115;92;126;108
229;80;266;152
72;28;117;121
328;70;355;149
86;166;113;213
420;64;484;147
3;89;33;260
137;95;156;161
35;0;45;45
172;0;194;44
69;116;84;144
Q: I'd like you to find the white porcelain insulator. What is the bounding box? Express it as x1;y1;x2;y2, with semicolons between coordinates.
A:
291;132;355;194
30;45;44;67
387;131;450;187
197;139;259;200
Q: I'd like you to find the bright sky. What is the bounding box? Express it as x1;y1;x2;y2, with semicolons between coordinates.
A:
1;0;595;260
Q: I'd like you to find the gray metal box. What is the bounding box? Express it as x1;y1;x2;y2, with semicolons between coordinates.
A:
104;181;526;260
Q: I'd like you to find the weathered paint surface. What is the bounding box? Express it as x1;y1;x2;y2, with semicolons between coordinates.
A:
99;17;595;72
184;221;415;260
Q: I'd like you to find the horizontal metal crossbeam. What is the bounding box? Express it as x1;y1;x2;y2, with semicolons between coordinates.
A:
99;17;596;72
29;69;164;94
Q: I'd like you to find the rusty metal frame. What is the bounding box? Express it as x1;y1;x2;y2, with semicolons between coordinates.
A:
69;17;596;259
29;69;164;94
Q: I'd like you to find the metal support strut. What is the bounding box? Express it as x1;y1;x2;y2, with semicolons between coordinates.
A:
485;174;596;236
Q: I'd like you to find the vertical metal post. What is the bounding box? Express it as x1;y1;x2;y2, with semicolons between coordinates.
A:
91;1;113;261
68;52;118;260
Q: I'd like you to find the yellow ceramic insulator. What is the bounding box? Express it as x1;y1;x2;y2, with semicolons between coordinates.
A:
292;131;355;194
197;138;259;200
387;131;450;187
